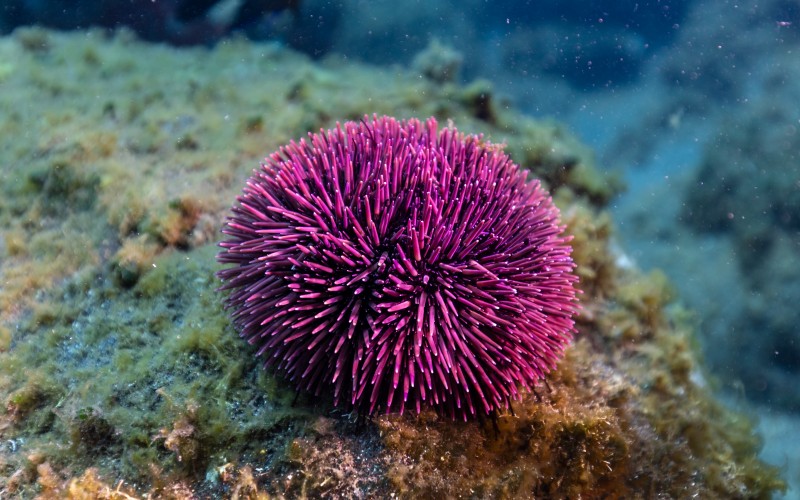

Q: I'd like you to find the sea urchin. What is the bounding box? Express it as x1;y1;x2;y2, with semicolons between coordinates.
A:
217;115;578;420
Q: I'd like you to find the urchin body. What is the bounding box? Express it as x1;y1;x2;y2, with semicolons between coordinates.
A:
218;116;578;420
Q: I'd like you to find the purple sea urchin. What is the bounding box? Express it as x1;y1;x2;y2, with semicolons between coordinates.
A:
217;115;579;419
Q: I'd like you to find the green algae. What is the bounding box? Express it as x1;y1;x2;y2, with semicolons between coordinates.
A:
0;28;785;498
1;244;317;495
0;325;10;352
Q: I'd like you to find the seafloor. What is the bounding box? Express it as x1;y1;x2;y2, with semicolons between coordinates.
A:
0;28;786;498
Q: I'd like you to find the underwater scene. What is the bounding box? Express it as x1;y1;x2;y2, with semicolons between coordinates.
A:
0;0;797;498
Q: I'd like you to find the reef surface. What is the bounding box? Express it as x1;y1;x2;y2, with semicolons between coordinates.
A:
0;28;785;498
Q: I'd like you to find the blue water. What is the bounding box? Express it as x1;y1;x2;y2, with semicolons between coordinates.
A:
3;0;798;496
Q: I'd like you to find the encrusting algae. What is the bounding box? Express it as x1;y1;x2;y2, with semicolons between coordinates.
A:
0;28;785;498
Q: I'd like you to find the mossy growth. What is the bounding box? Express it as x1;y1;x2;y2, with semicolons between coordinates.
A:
5;375;61;426
503;120;623;207
25;161;101;215
378;378;630;498
110;234;160;288
369;195;783;498
459;79;498;124
142;197;205;248
69;407;119;453
0;245;319;496
559;200;618;299
374;265;784;498
0;29;786;498
0;324;11;352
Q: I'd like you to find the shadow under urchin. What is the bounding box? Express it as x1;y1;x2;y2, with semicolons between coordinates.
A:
217;115;579;420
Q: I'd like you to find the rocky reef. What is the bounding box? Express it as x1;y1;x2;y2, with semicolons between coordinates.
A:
0;28;785;497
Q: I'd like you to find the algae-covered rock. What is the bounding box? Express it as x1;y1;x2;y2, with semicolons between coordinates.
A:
0;29;784;498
